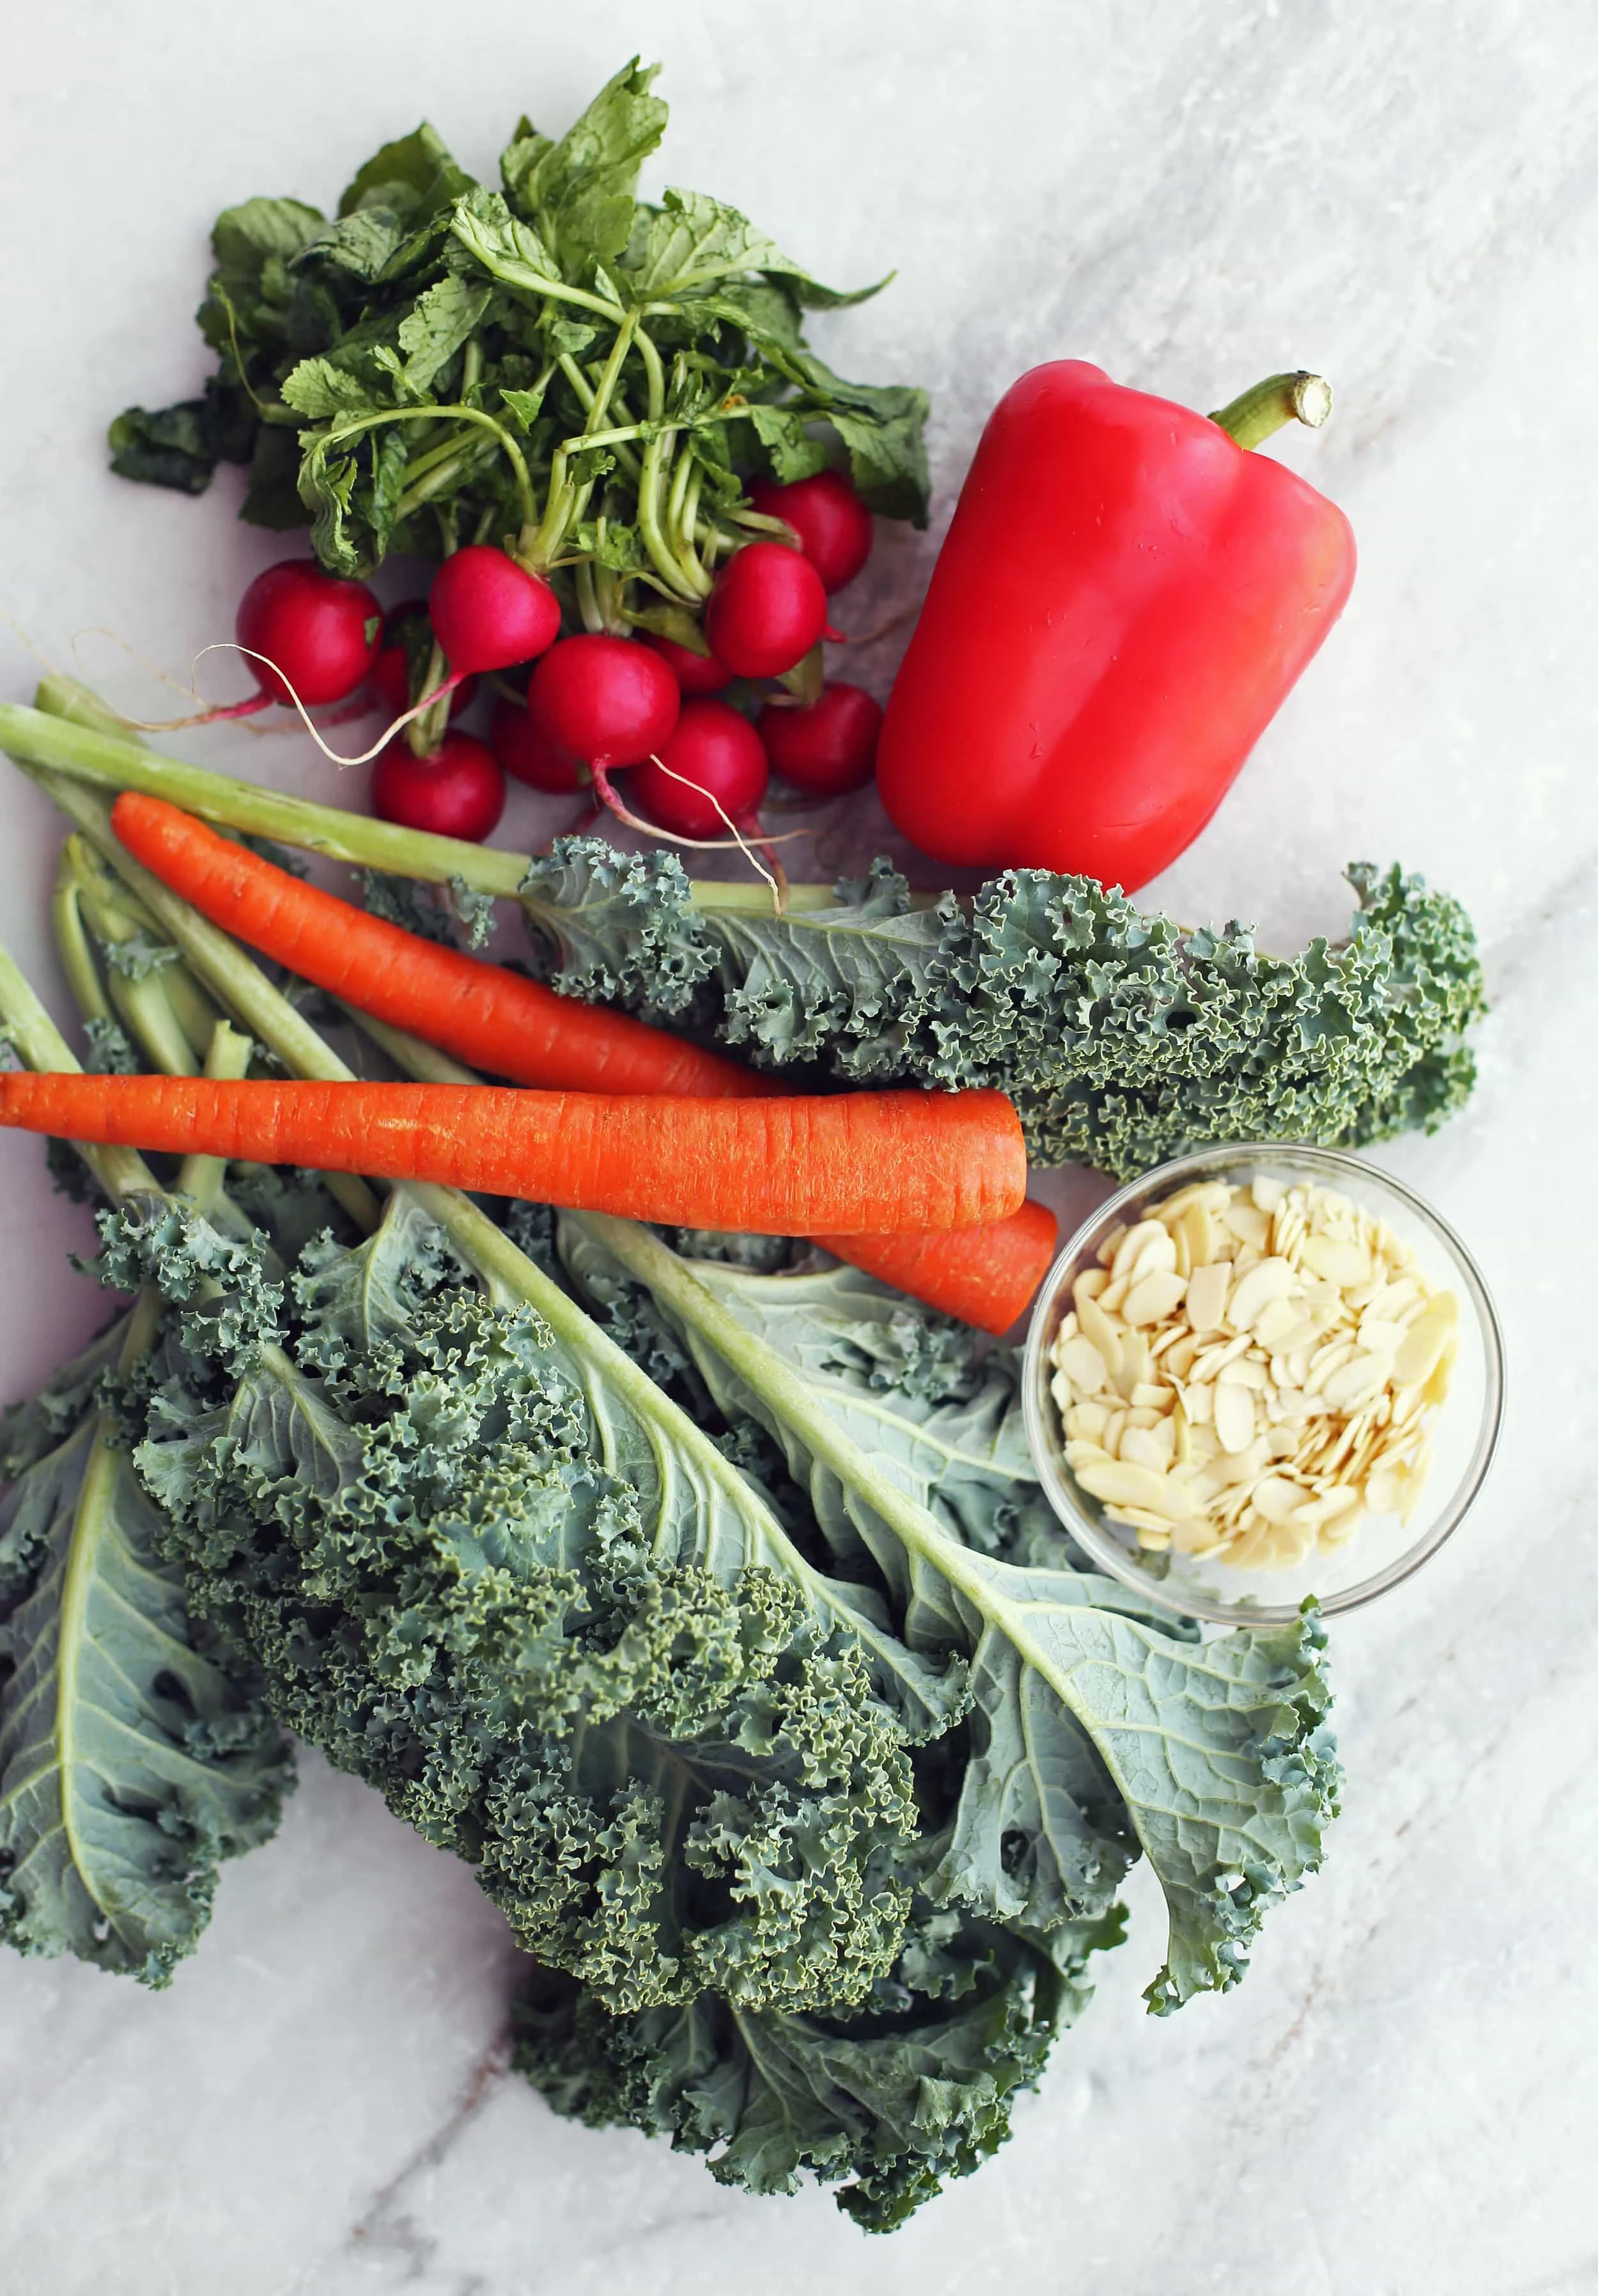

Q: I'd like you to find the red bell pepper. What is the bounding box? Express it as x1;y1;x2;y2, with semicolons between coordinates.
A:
876;364;1356;891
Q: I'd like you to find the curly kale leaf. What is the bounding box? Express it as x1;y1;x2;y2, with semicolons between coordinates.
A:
515;1891;1121;2231
119;1189;964;2015
1;1313;130;1485
520;837;716;1021
0;1390;293;1985
563;1218;1339;2012
519;845;1485;1176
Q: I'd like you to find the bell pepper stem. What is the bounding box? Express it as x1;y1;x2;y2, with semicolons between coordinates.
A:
1209;371;1333;450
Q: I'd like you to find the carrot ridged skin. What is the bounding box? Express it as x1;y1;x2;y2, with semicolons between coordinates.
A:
110;791;763;1100
812;1197;1059;1335
0;1076;1025;1237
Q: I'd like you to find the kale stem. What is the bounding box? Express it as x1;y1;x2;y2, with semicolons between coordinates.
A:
1;694;865;911
52;842;117;1032
0;938;159;1201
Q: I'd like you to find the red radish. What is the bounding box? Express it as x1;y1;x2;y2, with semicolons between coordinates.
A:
750;470;874;593
704;542;830;678
527;636;679;775
630;701;770;839
235;560;382;709
370;602;478;723
640;630;733;695
759;682;883;798
427;547;561;676
491;697;586;793
371;730;505;842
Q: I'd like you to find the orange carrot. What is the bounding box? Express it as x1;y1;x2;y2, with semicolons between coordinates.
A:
0;1074;1025;1237
112;792;1054;1328
111;791;764;1100
812;1199;1058;1334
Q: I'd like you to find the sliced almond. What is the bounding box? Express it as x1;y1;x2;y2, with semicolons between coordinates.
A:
1213;1381;1256;1455
1252;1474;1307;1526
1394;1296;1457;1386
1252;1296;1306;1352
1320;1351;1394;1413
1222;1200;1272;1252
1111;1220;1172;1282
1074;1457;1180;1514
1057;1335;1110;1393
1123;1269;1188;1326
1179;1202;1217;1270
1227;1257;1296;1331
1056;1172;1454;1578
1077;1291;1124;1377
1118;1426;1168;1473
1112;1328;1150;1400
1184;1260;1232;1334
1096;1222;1128;1268
1300;1232;1373;1289
1128;1228;1179;1283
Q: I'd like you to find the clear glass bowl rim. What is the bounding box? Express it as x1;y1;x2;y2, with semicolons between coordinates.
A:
1021;1142;1507;1628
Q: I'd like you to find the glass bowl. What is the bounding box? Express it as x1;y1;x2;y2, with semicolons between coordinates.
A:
1022;1144;1505;1627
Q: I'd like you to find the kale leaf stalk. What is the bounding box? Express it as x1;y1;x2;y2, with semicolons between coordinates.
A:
0;949;295;1983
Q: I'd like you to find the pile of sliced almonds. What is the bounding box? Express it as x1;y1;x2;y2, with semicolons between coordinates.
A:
1047;1175;1459;1572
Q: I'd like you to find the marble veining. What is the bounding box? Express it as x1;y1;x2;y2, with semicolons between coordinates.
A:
3;4;1597;2290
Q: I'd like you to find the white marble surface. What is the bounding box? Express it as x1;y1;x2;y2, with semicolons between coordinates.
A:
2;3;1595;2289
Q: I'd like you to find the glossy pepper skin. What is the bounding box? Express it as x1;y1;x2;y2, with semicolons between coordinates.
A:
876;361;1356;890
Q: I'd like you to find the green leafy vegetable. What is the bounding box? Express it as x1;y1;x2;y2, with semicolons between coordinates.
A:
118;1186;965;2015
560;1218;1340;2012
520;842;1487;1177
0;841;1347;2222
515;1897;1120;2233
109;58;929;619
0;1383;292;1983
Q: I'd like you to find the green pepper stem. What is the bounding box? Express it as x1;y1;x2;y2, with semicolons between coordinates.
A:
1209;371;1333;450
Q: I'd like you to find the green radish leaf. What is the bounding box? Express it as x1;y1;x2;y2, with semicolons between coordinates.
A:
749;403;830;485
297;207;410;284
339;122;472;223
449;187;567;298
197;198;325;370
499;58;667;270
281;356;381;419
629;187;886;309
108;399;226;495
0;1408;293;1985
396;275;493;396
499;382;550;435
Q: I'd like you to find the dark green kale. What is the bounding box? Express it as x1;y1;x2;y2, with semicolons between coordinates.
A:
119;1188;960;2017
520;842;1487;1177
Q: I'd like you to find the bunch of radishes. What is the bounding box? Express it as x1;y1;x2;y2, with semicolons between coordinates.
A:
222;468;886;855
